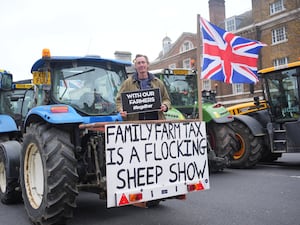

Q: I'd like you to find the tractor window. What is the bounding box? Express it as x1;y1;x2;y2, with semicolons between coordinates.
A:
52;63;125;115
163;75;198;106
0;91;13;115
0;73;12;90
8;88;35;126
21;89;35;118
265;67;300;120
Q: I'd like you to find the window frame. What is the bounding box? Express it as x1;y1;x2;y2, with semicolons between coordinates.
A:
270;0;285;15
232;83;244;94
180;41;194;53
182;58;191;69
225;17;236;32
202;80;211;91
271;26;287;44
273;57;289;67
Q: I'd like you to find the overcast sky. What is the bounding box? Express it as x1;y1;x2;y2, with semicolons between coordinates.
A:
0;0;251;81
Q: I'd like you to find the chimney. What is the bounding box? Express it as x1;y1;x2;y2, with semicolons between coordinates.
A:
114;51;132;62
114;51;134;74
209;0;225;26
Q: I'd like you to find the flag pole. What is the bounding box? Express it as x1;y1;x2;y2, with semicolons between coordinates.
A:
197;14;203;120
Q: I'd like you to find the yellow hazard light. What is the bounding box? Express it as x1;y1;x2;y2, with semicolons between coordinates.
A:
42;48;51;58
50;106;69;113
129;193;143;202
187;182;204;192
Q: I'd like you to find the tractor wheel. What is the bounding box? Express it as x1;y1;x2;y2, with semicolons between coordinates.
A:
0;141;22;204
230;121;263;168
207;122;237;158
20;123;78;225
207;147;229;172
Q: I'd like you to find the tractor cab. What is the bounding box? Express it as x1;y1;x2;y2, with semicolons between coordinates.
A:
30;49;130;116
151;68;229;121
151;68;198;118
1;72;34;129
0;70;13;115
259;61;300;154
260;61;300;122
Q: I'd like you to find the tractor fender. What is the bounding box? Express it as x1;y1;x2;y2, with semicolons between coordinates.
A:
233;115;266;137
211;115;234;124
0;140;21;179
24;104;123;128
24;104;84;125
0;115;18;132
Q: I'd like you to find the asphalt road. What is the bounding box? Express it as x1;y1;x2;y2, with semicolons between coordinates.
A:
1;153;299;225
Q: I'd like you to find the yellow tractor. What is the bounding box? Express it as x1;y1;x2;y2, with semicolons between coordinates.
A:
227;60;300;163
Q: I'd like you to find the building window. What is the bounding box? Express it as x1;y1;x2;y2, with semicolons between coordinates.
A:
232;83;244;94
202;80;211;91
169;63;176;69
273;57;288;67
270;0;284;15
180;41;193;53
183;58;191;69
225;17;236;32
272;26;287;44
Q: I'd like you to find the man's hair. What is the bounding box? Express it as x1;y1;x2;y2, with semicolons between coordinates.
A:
134;54;149;64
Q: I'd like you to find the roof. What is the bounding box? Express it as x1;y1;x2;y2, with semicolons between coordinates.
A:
31;56;132;73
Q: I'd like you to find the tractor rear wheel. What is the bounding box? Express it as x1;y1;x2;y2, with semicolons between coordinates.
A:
0;141;22;204
230;121;263;168
207;122;237;158
20;123;78;225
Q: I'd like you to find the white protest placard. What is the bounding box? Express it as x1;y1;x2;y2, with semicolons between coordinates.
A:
105;121;209;208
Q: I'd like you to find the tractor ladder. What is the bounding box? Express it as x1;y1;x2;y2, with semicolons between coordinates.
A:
267;122;287;153
272;129;287;153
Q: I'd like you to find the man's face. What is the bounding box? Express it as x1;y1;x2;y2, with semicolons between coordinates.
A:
134;56;148;74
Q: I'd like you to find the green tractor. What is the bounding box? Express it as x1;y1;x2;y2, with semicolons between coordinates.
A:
151;68;237;172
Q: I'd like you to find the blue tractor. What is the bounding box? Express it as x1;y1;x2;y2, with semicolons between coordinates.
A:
12;49;131;225
0;70;23;204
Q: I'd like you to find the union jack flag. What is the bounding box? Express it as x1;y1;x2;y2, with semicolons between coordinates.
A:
200;17;266;84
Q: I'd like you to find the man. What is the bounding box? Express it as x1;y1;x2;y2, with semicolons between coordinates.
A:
116;54;171;121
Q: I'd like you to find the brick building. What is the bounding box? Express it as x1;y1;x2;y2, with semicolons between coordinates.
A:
149;0;300;106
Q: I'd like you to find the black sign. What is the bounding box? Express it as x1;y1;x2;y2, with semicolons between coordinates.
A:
121;88;161;114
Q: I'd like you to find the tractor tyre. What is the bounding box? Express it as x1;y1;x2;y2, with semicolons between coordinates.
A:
207;147;229;173
20;123;78;225
0;141;22;204
230;121;263;168
207;122;237;158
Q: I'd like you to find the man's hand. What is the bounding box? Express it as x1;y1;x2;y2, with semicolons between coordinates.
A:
160;104;168;112
119;110;128;118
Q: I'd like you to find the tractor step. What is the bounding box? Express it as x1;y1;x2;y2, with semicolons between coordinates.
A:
273;129;287;153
